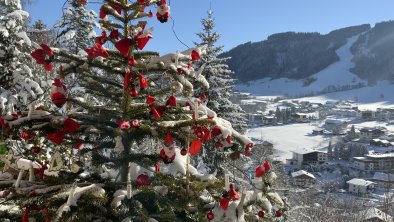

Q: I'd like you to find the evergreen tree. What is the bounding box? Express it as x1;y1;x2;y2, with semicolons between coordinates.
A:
54;0;97;54
194;10;247;133
0;0;43;109
28;19;57;46
0;1;285;221
327;140;333;160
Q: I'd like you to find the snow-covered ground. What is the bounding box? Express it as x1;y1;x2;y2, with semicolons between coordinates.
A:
236;34;366;97
247;123;331;162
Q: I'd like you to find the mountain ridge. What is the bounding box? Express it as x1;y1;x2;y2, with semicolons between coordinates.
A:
221;21;394;83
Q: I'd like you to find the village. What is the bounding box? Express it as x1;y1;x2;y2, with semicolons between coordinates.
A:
232;92;394;221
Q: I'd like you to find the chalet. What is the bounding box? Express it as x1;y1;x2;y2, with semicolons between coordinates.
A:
352;153;394;172
312;128;324;135
324;119;348;135
291;170;316;187
262;115;276;125
291;113;309;123
358;110;376;120
359;127;386;141
347;178;375;195
286;150;328;167
360;208;392;222
370;138;393;147
248;113;264;124
370;172;394;189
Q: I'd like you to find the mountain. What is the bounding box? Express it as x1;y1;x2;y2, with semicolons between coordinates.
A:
222;21;394;83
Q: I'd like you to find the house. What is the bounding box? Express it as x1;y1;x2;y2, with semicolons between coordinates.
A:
286;150;328;167
262;141;274;150
291;170;315;187
352;153;394;172
359;127;386;141
370;139;393;147
324;119;348;135
247;113;264;125
347;178;375;195
370;172;394;189
291;113;309;123
262;115;276;125
359;110;376;120
360;208;393;222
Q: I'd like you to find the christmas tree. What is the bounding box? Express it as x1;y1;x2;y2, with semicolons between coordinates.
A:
194;10;247;133
0;0;285;221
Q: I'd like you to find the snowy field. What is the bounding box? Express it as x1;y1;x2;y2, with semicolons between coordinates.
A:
247;123;332;162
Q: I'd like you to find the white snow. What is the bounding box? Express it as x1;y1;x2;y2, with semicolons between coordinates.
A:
247;123;331;161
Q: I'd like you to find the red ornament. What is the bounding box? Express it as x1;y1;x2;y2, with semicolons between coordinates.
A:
117;119;131;129
215;141;223;148
148;10;153;18
164;131;173;145
219;197;230;211
255;166;265;177
50;78;67;108
20;131;34;141
191;50;201;61
109;29;119;39
227;184;239;200
31;44;54;71
109;1;122;15
129;88;139;97
99;5;108;18
63;118;80;133
78;0;87;4
247;143;254;148
138;73;148;89
211;125;221;137
85;43;109;60
0;114;9;128
155;162;160;172
275;209;283;217
131;120;140;128
115;38;133;57
244;150;252;157
124;71;132;91
160;147;176;164
47;131;66;145
128;56;137;67
189;139;202;155
134;32;152;50
180;148;187;156
263;160;271;171
156;3;170;23
146;95;156;104
226;135;232;144
136;173;151;186
74;139;84;150
31;146;41;154
200;93;207;102
258;211;265;218
95;31;107;45
207;211;214;220
165;95;177;107
151;106;161;119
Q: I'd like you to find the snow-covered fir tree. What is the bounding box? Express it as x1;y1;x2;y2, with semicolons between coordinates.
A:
54;0;97;54
195;10;247;133
0;0;43;110
0;1;285;221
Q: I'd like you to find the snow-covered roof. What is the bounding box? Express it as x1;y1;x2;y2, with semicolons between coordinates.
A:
292;149;326;155
325;119;347;124
291;170;315;179
372;172;394;182
346;178;375;186
366;153;394;159
361;208;392;221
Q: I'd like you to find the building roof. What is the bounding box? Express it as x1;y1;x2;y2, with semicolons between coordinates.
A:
291;170;315;179
372;172;394;182
325;119;347;124
346;178;375;186
361;208;392;222
293;149;326;155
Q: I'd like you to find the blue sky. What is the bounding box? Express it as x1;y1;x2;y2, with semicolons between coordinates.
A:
26;0;394;54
